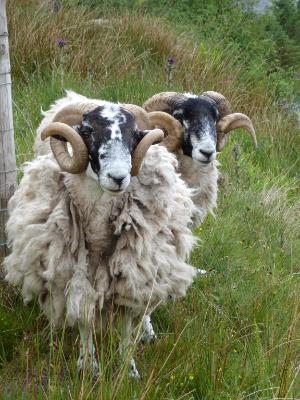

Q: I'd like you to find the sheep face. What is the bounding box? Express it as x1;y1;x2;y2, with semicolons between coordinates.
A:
77;105;141;194
173;96;218;164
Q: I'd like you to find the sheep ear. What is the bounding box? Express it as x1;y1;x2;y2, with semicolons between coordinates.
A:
73;123;94;147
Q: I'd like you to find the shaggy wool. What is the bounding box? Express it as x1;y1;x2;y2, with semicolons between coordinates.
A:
177;153;219;226
4;145;197;328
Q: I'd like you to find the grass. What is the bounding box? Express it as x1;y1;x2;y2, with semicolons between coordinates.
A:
0;1;300;399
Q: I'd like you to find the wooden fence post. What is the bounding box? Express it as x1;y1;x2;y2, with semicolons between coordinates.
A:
53;0;61;13
0;0;17;261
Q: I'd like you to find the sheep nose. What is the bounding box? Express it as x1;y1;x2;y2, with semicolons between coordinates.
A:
108;173;126;186
199;149;214;159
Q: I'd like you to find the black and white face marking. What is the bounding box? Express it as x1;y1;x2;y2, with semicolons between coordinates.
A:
173;95;219;164
77;104;141;194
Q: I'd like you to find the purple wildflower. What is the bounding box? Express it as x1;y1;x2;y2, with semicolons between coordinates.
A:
56;38;67;48
167;57;175;66
166;57;175;88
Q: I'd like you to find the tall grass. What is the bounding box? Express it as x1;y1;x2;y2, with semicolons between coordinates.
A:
8;1;300;172
0;1;299;399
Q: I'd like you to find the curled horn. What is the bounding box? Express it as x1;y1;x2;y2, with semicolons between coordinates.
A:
122;104;165;175
122;104;182;172
143;92;186;113
142;94;185;152
122;105;166;175
131;129;164;176
217;113;257;151
41;103;99;174
201;91;257;151
201;91;231;118
41;122;88;173
122;104;150;130
148;111;183;152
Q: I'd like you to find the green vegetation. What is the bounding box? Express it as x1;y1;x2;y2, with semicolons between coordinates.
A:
0;0;299;398
66;0;300;101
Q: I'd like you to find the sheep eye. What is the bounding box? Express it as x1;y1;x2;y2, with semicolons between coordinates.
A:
176;115;183;124
80;122;94;135
82;129;92;136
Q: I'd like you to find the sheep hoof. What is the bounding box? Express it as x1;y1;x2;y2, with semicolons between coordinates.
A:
140;330;157;344
168;294;176;303
196;268;208;276
128;358;140;380
140;315;157;344
77;354;99;381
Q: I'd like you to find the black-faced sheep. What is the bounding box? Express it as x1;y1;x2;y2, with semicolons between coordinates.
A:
139;91;256;342
143;91;257;225
4;91;197;379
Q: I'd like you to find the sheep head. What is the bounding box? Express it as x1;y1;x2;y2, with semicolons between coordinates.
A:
41;102;163;194
143;91;256;164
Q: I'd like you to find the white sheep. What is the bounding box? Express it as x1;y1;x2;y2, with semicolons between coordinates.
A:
138;91;256;342
143;91;257;226
4;91;197;379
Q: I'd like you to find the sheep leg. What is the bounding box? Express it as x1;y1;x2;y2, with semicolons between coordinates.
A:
119;312;140;380
138;270;206;348
140;314;157;344
138;270;206;347
77;323;99;380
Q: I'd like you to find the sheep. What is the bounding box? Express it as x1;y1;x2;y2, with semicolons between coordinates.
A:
143;91;257;226
137;91;256;342
4;91;197;380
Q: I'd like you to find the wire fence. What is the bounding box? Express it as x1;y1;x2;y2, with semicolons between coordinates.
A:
0;102;35;254
0;3;36;258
